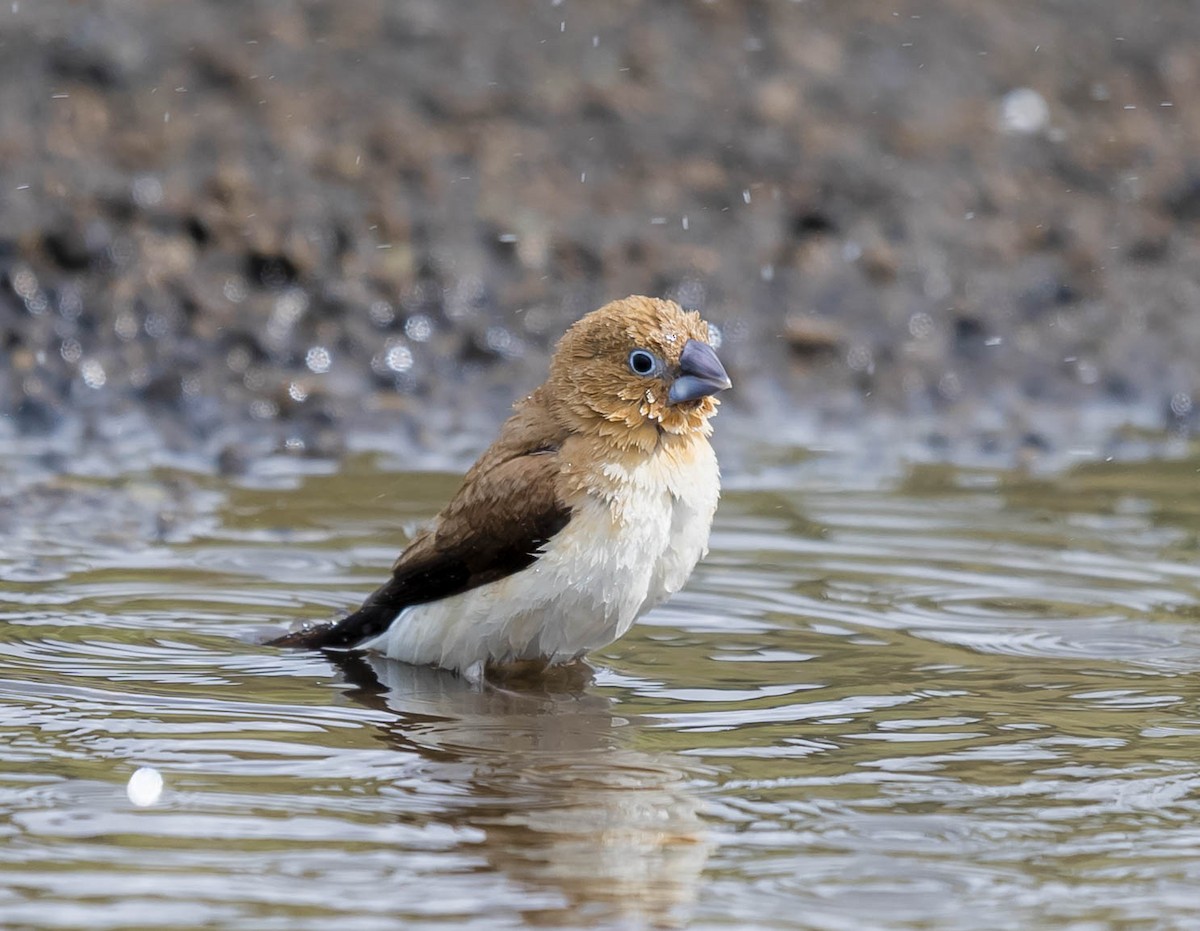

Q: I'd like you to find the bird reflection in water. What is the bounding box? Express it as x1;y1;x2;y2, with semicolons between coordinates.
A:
331;652;711;928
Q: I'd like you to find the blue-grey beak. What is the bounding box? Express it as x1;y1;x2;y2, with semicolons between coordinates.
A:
668;339;732;405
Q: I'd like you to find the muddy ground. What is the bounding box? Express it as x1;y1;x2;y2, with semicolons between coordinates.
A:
2;1;1199;471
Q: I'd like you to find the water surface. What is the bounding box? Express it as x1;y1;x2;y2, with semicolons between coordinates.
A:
4;451;1200;929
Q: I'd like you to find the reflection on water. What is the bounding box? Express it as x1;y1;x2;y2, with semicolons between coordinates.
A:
335;653;710;928
3;450;1200;927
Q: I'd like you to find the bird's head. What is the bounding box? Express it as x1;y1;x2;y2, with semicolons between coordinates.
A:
546;296;731;447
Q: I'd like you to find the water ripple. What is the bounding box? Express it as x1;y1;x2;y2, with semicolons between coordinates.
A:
5;454;1200;927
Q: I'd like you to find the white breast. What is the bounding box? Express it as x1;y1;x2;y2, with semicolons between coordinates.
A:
361;442;720;675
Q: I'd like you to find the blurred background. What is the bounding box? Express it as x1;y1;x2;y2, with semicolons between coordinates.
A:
3;0;1199;470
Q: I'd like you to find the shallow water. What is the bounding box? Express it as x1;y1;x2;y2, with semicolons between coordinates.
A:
4;450;1200;929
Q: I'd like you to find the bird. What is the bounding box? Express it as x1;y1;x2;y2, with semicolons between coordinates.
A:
270;295;731;678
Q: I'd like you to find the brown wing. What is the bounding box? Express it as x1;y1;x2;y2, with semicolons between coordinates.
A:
269;447;570;650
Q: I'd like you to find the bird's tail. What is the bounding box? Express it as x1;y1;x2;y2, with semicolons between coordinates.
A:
266;596;401;650
265;621;340;649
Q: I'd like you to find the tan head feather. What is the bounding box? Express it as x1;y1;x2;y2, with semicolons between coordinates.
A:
546;296;725;447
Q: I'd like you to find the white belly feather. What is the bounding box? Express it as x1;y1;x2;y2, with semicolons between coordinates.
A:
361;444;719;674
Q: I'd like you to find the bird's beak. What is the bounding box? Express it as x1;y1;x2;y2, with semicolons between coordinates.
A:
668;339;732;405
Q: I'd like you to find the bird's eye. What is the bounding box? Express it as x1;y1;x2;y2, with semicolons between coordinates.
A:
628;349;658;376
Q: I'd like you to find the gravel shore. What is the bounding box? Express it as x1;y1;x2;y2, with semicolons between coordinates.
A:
3;1;1198;471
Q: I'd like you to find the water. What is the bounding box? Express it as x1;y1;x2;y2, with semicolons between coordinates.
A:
4;450;1200;929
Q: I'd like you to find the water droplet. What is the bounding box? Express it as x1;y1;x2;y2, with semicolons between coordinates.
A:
222;277;247;303
144;312;170;339
114;310;139;341
305;346;332;374
999;88;1049;134
937;370;962;400
846;345;874;373
368;300;395;327
57;284;83;321
11;265;38;299
126;767;163;807
60;338;82;363
385;343;413;373
405;314;433;342
249;398;279;420
485;326;513;355
80;359;107;389
908;313;934;340
226;345;252;373
266;290;307;345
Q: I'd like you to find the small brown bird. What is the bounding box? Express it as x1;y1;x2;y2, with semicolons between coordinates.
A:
272;296;731;677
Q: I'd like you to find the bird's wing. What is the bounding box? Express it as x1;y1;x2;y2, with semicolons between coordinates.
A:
268;448;570;650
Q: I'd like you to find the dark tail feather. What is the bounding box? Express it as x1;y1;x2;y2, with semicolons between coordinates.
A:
266;621;340;649
266;599;401;650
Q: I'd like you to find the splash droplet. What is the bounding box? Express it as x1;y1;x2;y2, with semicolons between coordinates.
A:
126;767;163;807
